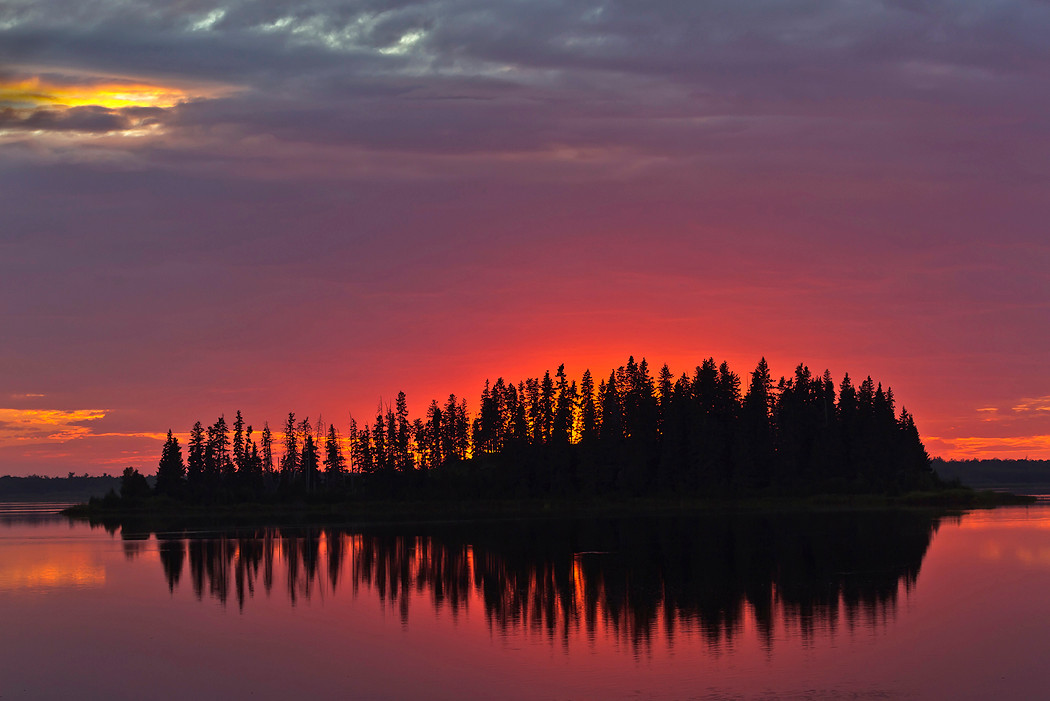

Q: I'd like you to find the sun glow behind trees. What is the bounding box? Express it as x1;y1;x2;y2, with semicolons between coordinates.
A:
141;355;935;501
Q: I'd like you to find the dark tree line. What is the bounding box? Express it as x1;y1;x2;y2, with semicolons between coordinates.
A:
931;457;1050;488
144;356;936;503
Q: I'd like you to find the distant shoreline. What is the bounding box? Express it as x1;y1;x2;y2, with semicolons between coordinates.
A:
0;475;123;503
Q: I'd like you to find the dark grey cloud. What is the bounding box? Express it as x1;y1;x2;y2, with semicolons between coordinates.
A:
0;105;168;133
6;2;1050;94
6;1;1050;80
0;0;1047;191
3;1;1049;217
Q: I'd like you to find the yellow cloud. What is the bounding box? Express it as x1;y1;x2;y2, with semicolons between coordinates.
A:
1;76;189;110
0;408;107;443
0;71;237;141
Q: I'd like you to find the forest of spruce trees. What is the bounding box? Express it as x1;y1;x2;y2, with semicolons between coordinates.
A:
137;356;936;504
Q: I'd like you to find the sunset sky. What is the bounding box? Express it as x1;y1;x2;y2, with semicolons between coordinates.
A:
2;0;1048;476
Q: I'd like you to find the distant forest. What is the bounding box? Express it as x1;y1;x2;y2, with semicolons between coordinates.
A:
0;474;123;502
113;356;937;504
932;458;1050;489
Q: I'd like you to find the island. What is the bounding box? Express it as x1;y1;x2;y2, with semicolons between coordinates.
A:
65;355;1034;520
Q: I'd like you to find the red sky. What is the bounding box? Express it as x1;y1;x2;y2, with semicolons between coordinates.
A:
2;1;1049;475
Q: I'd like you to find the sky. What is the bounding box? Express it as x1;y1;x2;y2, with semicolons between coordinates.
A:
1;0;1048;476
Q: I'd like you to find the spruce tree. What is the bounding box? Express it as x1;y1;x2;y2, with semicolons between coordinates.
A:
233;410;245;473
423;400;443;469
657;363;674;435
475;380;494;455
206;415;232;484
552;365;573;446
738;358;774;491
155;429;186;497
187;421;206;491
301;434;319;492
373;410;388;472
281;412;299;480
395;392;412;471
323;424;346;485
579;370;597;443
261;422;274;474
597;370;624;492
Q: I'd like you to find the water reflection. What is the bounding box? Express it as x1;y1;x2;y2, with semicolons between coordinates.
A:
0;502;77;526
134;511;943;650
0;503;107;590
0;558;106;590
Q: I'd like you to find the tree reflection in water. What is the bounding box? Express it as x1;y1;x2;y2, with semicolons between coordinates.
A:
147;511;943;650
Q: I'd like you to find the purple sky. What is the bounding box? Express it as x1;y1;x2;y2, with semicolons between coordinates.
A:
2;0;1049;475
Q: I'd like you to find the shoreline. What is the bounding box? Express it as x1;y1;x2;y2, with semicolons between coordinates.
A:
61;488;1038;529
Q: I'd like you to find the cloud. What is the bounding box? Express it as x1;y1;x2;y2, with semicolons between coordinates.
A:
1011;396;1050;414
3;0;1049;170
927;434;1050;458
0;407;170;474
0;72;233;137
968;396;1050;422
0;408;108;442
0;104;167;134
0;74;192;109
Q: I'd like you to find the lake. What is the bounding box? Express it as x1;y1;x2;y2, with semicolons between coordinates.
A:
2;503;1050;699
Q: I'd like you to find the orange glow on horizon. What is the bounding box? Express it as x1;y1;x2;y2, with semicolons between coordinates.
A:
927;434;1050;460
3;353;1050;475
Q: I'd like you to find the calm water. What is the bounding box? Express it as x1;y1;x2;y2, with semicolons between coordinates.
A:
2;504;1050;699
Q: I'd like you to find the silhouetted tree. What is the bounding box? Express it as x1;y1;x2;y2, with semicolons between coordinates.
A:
356;421;376;474
187;421;206;492
261;422;274;474
136;354;937;505
385;407;397;472
155;429;186;497
120;466;151;501
657;363;674;435
301;434;319;492
737;358;774;491
206;415;232;484
395;392;413;472
690;358;720;492
281;412;298;481
618;357;658;494
418;400;443;470
578;370;597;444
373;409;388;473
233;410;246;473
597;371;624;492
324;424;346;486
539;370;555;445
552;365;573;446
441;394;468;461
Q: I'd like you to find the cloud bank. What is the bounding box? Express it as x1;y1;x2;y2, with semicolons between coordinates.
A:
2;0;1049;472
